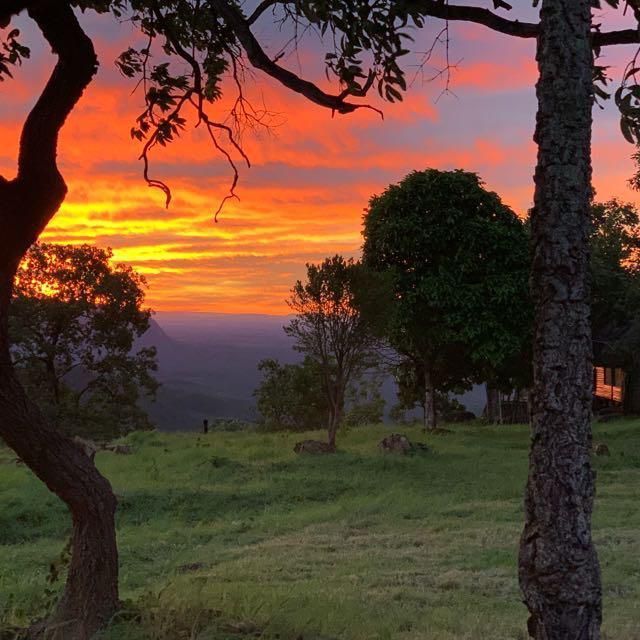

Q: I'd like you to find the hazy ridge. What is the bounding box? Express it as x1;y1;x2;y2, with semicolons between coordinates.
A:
142;312;486;430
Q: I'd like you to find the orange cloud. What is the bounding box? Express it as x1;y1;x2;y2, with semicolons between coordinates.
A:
4;7;637;314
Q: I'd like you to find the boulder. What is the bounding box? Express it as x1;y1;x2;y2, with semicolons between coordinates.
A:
379;433;430;455
379;433;413;454
293;440;335;454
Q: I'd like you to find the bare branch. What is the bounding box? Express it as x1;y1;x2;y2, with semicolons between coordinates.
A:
247;0;280;26
212;0;382;116
595;29;640;47
411;1;640;48
411;0;538;39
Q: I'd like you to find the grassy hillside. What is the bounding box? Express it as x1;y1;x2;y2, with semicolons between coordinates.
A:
1;422;639;639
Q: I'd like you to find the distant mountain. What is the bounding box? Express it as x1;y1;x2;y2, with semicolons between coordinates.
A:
138;313;299;430
140;312;487;431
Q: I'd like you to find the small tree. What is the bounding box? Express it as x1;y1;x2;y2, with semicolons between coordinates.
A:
254;357;328;431
285;256;378;449
363;169;531;431
9;243;158;439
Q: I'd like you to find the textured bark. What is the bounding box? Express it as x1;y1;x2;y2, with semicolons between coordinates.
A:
518;1;602;638
0;3;119;638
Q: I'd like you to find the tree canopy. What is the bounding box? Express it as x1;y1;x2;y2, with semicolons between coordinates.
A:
9;242;158;439
254;356;328;432
362;168;531;429
591;200;640;373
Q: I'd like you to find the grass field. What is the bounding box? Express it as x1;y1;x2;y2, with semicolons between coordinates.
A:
1;421;640;639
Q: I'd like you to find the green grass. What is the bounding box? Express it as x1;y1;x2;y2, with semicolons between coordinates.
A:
1;421;640;639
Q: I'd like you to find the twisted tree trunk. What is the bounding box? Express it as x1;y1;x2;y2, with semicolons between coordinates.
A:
519;0;602;637
0;2;119;638
0;267;119;640
327;386;343;451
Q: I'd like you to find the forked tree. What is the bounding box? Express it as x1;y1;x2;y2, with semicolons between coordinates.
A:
285;256;378;449
2;1;640;639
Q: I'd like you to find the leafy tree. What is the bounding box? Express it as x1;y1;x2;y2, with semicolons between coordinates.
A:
2;0;640;636
285;256;379;449
591;199;640;340
590;199;640;408
362;169;531;431
9;243;158;439
254;357;328;431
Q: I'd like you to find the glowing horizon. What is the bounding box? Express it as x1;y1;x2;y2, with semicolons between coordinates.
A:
3;7;640;314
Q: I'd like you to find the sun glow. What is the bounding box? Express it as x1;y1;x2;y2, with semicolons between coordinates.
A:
4;11;637;314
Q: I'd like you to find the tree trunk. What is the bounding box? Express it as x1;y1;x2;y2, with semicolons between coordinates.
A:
0;268;119;640
327;421;338;450
486;385;501;424
326;386;343;451
519;1;602;638
424;367;436;431
0;3;119;637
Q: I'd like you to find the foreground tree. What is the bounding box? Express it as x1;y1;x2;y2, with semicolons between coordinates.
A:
0;4;413;636
10;243;158;439
285;256;378;449
402;4;640;635
363;169;530;431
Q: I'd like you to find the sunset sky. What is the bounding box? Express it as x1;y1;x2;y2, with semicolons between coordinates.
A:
2;3;640;314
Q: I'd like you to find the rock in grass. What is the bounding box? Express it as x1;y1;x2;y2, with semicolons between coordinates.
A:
593;442;610;456
378;433;430;455
293;440;335;454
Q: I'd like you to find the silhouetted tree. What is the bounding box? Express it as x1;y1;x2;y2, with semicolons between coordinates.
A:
390;358;470;426
590;199;640;410
9;243;158;439
285;256;379;449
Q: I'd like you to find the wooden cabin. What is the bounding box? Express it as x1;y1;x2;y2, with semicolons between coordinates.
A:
593;366;624;404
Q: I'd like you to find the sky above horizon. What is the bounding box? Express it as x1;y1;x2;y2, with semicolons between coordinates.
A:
3;2;640;314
